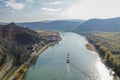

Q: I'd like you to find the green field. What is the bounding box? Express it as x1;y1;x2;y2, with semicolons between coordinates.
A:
92;32;120;54
91;32;120;62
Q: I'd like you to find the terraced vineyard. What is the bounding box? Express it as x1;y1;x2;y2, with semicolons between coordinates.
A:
92;32;120;54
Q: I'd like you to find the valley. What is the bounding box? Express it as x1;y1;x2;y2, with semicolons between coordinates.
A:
0;0;120;79
0;17;120;80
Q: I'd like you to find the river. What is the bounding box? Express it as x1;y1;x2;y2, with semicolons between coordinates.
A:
23;32;116;80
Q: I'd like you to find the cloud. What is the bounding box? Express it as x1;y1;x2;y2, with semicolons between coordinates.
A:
26;0;34;3
65;0;120;19
5;0;25;10
23;13;33;16
41;7;61;12
48;1;63;5
0;9;4;12
0;9;14;13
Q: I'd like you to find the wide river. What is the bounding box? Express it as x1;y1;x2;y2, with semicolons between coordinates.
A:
23;32;115;80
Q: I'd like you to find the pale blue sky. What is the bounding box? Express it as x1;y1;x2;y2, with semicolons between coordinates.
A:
0;0;120;22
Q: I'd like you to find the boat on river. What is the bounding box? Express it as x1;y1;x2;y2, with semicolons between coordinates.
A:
67;53;70;63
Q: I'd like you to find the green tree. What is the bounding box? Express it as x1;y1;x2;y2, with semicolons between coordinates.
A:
99;46;109;57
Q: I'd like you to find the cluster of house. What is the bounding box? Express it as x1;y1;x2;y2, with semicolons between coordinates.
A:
31;43;42;55
25;31;61;66
28;31;61;56
40;31;60;43
42;34;59;42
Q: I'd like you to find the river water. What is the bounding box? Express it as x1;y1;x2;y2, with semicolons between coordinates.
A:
23;32;115;80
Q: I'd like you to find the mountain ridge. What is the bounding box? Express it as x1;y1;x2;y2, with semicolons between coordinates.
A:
74;17;120;32
18;17;120;32
18;19;84;31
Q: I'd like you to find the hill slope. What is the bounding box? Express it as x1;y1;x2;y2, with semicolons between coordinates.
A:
0;23;61;79
0;22;41;66
0;23;40;45
74;17;120;32
18;20;84;31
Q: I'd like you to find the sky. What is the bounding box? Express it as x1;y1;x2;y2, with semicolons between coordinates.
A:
0;0;120;22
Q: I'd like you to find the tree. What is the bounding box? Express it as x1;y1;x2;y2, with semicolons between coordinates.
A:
99;46;109;57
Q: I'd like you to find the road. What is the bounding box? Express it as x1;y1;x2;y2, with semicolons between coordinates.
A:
0;54;14;80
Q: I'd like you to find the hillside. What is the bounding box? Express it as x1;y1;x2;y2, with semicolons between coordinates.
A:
86;32;120;54
0;23;40;45
0;22;41;79
93;32;120;54
74;17;120;32
18;20;84;31
0;23;61;79
0;23;41;66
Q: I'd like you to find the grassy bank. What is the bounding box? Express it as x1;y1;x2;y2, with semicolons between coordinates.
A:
85;32;120;77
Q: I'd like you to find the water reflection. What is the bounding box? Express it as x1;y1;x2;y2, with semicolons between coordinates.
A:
96;57;113;80
66;63;73;80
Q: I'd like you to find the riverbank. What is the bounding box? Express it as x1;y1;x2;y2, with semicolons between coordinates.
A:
7;41;60;80
21;41;59;80
85;43;120;80
84;33;120;79
86;43;96;51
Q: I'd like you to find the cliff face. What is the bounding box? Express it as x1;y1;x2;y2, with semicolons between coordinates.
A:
0;23;41;66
